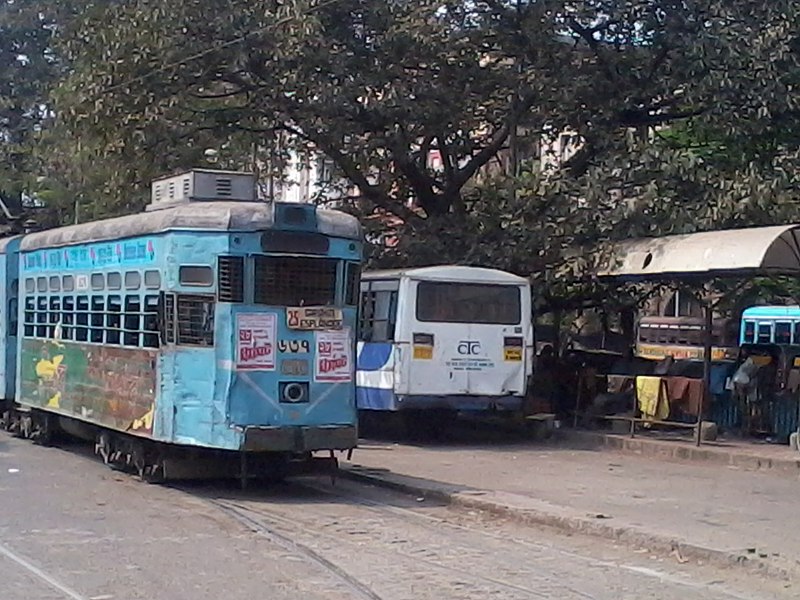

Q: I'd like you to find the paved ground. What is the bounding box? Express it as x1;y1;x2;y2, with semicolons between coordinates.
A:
347;435;800;575
0;434;795;599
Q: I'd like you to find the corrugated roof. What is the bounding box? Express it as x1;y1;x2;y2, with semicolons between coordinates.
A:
598;224;800;280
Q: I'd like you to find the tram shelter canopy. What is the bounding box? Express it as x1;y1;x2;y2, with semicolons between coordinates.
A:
594;223;800;446
598;224;800;282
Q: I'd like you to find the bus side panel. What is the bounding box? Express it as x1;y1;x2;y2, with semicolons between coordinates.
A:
356;341;397;410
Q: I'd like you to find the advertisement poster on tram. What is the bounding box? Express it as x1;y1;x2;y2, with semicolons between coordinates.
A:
236;313;277;370
314;329;352;382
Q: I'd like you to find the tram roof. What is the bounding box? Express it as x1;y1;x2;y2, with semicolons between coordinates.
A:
363;265;529;285
741;305;800;318
598;224;800;281
0;236;21;254
20;202;361;251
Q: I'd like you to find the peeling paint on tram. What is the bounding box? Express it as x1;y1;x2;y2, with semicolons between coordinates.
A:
20;339;156;435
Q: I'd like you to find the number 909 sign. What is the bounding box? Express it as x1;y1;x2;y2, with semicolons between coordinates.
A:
278;340;311;354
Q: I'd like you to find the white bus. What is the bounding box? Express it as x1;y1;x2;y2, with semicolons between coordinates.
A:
356;266;533;419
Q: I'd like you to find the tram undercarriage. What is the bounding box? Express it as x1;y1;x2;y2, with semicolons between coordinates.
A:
1;406;341;487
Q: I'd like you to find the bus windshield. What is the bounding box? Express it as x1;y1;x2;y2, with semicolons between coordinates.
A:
416;281;521;325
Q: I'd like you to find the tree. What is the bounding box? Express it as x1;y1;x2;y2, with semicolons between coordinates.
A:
31;0;800;311
0;1;62;196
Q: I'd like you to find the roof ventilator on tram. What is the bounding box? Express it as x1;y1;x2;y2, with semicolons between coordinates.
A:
146;169;258;211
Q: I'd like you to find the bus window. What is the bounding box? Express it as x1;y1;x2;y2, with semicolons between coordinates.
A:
742;321;756;343
359;289;397;342
416;282;521;325
757;323;772;344
775;322;791;344
795;322;800;345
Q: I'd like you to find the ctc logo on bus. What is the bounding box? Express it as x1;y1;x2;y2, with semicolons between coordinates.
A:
457;340;482;356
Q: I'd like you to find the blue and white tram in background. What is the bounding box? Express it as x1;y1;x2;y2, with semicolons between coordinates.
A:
356;266;533;428
1;169;362;482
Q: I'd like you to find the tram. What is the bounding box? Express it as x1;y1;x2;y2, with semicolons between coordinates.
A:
1;169;362;482
356;265;533;429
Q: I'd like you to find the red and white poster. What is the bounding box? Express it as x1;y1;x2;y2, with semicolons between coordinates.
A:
314;328;352;383
236;313;277;371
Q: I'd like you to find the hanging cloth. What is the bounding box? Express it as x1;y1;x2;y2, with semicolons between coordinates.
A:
636;376;670;421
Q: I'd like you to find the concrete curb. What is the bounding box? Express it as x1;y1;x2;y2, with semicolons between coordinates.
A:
341;464;795;581
557;430;800;478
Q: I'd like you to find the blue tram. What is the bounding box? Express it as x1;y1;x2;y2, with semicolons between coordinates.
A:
2;169;362;481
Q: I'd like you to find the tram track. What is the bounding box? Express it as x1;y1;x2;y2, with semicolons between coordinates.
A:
206;483;570;599
202;478;773;600
209;497;384;600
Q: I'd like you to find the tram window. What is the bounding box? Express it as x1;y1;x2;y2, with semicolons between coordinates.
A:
36;277;46;293
124;295;141;346
175;294;214;346
143;295;160;348
36;297;48;338
8;298;17;337
49;276;61;292
49;297;61;338
63;275;75;292
125;271;141;290
776;322;791;344
217;257;244;302
23;297;34;337
794;323;800;345
345;262;360;306
254;256;336;306
144;270;161;290
757;324;772;344
163;294;176;345
62;297;74;340
107;272;122;290
75;296;89;342
359;289;397;342
106;296;122;345
91;296;105;343
24;278;34;294
743;321;756;343
91;273;104;291
179;266;213;288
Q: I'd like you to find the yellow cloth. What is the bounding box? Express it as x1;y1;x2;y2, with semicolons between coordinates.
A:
636;376;669;421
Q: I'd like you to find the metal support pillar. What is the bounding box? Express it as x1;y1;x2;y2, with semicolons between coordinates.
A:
696;302;713;446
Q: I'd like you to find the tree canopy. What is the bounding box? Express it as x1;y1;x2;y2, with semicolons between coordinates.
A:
6;0;800;308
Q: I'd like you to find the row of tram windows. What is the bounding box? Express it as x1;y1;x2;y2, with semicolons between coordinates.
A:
24;294;162;348
21;269;215;349
22;271;164;348
22;293;217;349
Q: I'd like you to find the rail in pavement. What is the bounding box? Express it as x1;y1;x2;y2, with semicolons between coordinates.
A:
342;440;800;581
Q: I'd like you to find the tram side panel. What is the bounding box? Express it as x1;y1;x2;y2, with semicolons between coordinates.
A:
0;238;21;410
156;231;234;449
16;236;166;440
14;227;361;455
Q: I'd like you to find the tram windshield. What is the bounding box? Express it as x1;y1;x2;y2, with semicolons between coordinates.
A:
416;281;521;325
